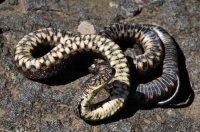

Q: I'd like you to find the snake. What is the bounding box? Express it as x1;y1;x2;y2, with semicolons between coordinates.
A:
14;28;131;121
98;23;180;105
14;23;179;121
99;23;163;75
72;65;116;120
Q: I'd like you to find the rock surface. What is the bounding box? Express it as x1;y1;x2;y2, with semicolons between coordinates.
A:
0;0;199;131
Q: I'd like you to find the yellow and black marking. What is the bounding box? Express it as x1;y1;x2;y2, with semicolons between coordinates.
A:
14;24;180;121
72;67;116;120
15;28;75;79
14;28;130;121
130;25;180;105
98;23;163;74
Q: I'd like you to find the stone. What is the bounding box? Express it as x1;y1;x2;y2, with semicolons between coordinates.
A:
77;21;96;35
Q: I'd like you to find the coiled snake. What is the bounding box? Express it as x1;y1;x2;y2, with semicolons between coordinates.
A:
14;23;179;121
98;23;180;105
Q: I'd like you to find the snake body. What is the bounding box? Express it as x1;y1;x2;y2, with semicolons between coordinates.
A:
98;23;180;105
14;28;75;79
98;23;163;75
14;24;179;121
143;26;180;105
72;67;116;120
14;28;130;121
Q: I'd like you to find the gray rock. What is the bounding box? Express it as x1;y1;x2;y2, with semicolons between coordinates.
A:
15;125;28;132
17;88;36;105
8;102;24;122
0;0;15;10
0;79;6;89
36;120;65;132
108;121;133;132
28;13;50;28
42;88;76;104
112;5;141;22
0;22;10;31
17;81;42;105
23;0;68;13
8;0;18;5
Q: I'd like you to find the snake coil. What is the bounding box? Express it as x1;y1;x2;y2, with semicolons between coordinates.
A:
14;24;179;121
98;23;180;105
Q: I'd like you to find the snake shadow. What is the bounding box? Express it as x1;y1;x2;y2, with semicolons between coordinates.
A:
0;0;5;4
36;55;101;85
87;37;194;125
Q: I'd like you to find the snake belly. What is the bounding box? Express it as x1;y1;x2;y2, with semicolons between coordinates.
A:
98;23;180;105
131;25;179;104
14;28;130;121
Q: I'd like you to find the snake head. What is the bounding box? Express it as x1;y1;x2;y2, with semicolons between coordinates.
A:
73;67;115;118
84;67;116;94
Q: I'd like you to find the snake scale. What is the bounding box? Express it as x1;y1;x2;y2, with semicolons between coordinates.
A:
14;23;179;121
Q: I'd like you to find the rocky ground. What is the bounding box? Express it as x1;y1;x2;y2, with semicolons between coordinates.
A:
0;0;200;131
